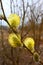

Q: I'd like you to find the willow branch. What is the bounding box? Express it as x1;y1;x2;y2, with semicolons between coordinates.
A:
0;0;18;34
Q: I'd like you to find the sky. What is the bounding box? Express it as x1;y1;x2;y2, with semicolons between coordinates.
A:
0;0;43;26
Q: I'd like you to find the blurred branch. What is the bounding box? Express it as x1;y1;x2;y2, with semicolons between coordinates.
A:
31;0;40;6
10;0;13;13
21;0;29;40
39;17;43;41
11;47;15;65
21;0;25;39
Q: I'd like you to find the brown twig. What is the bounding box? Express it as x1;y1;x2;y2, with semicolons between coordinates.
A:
21;0;25;40
21;0;29;40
